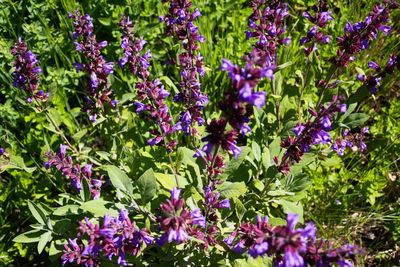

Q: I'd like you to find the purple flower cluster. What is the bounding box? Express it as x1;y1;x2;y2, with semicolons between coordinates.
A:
45;144;102;198
332;127;369;156
225;213;361;266
156;187;206;245
0;148;5;156
278;95;347;174
62;209;153;266
333;3;394;67
301;1;333;55
200;0;289;159
11;38;48;103
247;0;290;68
119;16;151;80
357;54;399;94
203;185;230;220
119;16;178;151
195;148;225;181
160;0;208;136
68;10;116;122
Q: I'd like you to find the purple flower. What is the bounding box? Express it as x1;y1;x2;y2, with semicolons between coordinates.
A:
11;39;48;103
321;116;332;130
69;10;116;122
368;61;380;70
293;125;305;136
312;129;331;144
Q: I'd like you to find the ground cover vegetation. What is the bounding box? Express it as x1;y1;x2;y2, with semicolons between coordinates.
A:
0;0;399;266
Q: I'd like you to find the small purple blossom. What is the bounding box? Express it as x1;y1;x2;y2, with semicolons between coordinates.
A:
157;187;206;245
62;210;153;266
11;38;48;103
68;9;116;122
334;3;395;67
301;2;333;56
45;145;102;198
161;0;207;136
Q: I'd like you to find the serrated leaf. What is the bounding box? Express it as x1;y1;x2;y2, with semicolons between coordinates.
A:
218;182;247;198
137;168;157;205
37;231;52;254
28;201;47;225
104;165;134;195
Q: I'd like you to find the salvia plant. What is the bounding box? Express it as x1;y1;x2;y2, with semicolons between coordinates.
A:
4;0;400;266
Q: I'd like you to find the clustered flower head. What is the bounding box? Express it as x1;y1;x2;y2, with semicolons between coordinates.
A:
11;38;48;103
195;148;225;181
68;9;116;123
203;185;230;221
119;16;178;151
278;95;347;174
301;1;333;55
332;127;369;156
333;3;394;67
45;144;102;199
156;187;206;245
0;148;5;156
225;213;361;266
201;0;290;159
62;209;153;266
247;0;291;68
357;54;400;94
160;0;208;136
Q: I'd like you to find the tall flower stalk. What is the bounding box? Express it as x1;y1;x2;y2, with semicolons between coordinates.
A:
11;38;48;103
160;0;208;137
68;10;116;123
119;16;179;152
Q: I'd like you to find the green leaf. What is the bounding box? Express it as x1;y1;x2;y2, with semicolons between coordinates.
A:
0;155;36;173
80;199;117;217
218;182;247;198
104;165;134;195
53;205;81;216
252;142;261;162
155;173;188;190
159;76;179;94
269;137;281;160
28;201;47;225
37;231;52;254
234;198;246;222
13;229;42;243
341;113;369;128
137;168;157;205
98;17;111;26
278;199;304;223
49;240;64;256
72;129;88;142
220;147;251;180
79;178;91;202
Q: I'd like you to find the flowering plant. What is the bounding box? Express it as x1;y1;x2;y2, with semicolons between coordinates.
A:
2;0;399;266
